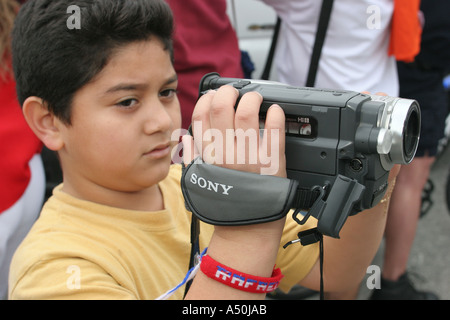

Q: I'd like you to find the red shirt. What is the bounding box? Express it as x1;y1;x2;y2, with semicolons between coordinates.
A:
165;0;244;129
0;73;42;212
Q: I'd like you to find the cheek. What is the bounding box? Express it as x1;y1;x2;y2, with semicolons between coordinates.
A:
97;129;137;163
72;119;131;165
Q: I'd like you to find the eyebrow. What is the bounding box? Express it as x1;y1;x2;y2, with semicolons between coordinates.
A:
104;74;178;95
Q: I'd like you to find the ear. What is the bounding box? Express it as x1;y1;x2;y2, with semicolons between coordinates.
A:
22;97;65;151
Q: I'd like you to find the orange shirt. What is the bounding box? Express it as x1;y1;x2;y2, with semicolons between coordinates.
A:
388;0;422;62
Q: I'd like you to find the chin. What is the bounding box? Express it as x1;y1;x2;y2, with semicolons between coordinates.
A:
149;159;172;181
125;157;172;190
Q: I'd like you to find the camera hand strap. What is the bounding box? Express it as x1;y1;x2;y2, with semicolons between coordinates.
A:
181;157;299;226
181;157;364;234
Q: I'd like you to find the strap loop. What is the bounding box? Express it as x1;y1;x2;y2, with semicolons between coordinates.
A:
181;157;299;226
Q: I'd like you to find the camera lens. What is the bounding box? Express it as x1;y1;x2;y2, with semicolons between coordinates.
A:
403;106;420;162
388;99;421;165
374;95;421;168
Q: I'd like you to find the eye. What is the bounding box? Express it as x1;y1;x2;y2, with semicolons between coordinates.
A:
159;88;178;98
116;98;138;108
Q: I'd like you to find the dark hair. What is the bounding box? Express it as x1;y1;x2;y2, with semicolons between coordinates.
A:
12;0;174;124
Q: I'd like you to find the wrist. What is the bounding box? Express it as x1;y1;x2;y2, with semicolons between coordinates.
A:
207;220;285;277
200;254;284;294
185;220;285;299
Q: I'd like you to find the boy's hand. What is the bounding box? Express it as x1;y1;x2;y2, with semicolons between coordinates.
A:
182;85;286;178
183;85;288;299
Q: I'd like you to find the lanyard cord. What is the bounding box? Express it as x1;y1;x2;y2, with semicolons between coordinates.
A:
318;233;324;300
183;214;200;298
155;213;202;300
284;227;325;300
156;246;206;300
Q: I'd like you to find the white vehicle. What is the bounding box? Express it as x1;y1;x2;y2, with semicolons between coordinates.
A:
226;0;277;80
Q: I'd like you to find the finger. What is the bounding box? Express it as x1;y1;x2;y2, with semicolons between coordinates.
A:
234;91;262;134
209;85;238;136
191;90;216;161
208;85;239;164
261;104;286;177
361;91;388;97
234;91;263;167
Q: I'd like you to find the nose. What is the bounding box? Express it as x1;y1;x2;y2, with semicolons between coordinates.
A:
143;100;172;135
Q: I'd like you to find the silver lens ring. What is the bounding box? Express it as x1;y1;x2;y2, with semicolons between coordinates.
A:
389;98;421;164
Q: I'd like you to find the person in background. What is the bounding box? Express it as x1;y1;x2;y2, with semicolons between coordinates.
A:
258;0;411;96
0;0;44;299
164;0;244;130
371;0;450;300
260;0;424;299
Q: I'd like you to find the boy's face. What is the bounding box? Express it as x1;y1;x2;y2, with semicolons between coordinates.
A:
57;40;181;207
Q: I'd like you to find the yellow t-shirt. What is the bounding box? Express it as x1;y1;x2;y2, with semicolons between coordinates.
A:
8;165;318;299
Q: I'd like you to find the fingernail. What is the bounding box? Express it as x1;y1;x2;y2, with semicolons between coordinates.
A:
205;89;217;95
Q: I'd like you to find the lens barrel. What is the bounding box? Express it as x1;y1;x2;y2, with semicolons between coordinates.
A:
373;95;421;169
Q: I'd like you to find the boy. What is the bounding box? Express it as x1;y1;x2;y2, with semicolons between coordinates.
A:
9;0;397;300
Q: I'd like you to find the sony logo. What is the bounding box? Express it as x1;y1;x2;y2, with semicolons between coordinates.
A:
189;173;233;195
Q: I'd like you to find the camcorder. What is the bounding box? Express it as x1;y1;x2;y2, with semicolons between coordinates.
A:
194;73;421;238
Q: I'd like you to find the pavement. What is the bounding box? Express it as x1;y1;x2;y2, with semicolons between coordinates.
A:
357;142;450;300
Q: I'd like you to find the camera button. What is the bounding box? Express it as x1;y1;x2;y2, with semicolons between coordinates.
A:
233;80;251;89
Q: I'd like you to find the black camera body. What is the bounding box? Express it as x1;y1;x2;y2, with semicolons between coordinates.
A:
198;73;421;237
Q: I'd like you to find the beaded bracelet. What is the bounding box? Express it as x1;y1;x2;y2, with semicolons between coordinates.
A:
200;255;284;294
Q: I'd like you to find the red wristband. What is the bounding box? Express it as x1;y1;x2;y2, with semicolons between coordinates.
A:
200;255;284;294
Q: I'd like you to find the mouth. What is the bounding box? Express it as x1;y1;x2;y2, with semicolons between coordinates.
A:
144;142;171;159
